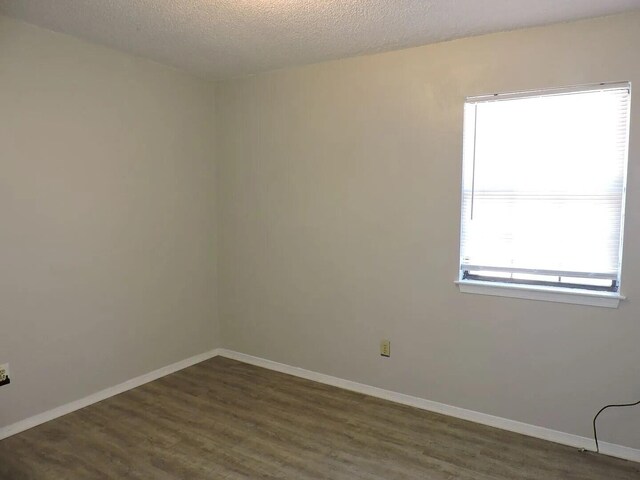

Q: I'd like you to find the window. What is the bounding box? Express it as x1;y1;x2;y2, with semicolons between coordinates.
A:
457;83;631;307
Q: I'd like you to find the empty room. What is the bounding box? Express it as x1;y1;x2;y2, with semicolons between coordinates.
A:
1;1;640;478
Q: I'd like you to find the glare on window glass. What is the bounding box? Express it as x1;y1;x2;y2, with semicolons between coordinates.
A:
460;85;630;291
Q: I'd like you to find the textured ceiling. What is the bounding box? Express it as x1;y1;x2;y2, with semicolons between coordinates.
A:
1;0;640;79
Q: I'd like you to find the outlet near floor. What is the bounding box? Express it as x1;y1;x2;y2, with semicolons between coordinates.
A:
380;340;390;357
0;363;10;386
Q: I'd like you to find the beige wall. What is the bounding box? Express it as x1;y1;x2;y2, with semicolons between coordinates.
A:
216;13;640;449
0;16;219;427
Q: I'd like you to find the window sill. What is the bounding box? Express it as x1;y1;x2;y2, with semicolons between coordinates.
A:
455;280;624;308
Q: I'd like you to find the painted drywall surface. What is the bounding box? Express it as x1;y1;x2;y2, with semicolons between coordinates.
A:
0;16;218;427
216;13;640;449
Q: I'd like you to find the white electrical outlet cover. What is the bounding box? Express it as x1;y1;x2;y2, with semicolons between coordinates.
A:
0;363;9;382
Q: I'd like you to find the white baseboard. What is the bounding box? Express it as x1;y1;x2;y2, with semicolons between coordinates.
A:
0;348;221;441
2;347;638;464
217;349;640;464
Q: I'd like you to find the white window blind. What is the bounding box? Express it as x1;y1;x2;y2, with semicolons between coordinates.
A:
459;83;631;292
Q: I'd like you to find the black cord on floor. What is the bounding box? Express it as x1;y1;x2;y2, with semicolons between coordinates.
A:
592;399;640;453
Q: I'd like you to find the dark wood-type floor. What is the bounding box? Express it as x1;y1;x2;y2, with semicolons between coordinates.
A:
1;357;639;479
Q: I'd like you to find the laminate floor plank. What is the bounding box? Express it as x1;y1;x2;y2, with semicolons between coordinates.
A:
1;356;638;479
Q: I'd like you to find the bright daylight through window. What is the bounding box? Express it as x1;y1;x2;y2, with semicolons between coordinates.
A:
458;83;631;306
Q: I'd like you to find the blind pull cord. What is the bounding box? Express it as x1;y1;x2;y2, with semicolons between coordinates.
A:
470;106;479;220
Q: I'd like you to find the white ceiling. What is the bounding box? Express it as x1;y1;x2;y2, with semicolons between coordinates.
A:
1;1;639;79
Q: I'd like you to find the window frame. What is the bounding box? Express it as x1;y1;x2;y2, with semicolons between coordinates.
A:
456;82;631;308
